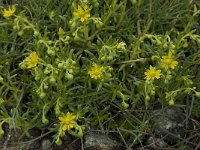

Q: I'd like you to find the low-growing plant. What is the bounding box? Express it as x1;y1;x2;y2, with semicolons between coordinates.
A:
0;0;200;148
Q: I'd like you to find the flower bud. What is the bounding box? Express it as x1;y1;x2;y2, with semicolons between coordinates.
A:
188;80;193;85
49;76;56;84
93;0;99;7
197;39;200;44
121;101;129;109
145;95;150;101
69;69;74;74
152;40;157;45
47;41;53;45
14;18;18;23
74;35;79;41
156;40;162;45
65;36;70;41
169;99;174;106
13;25;20;30
55;70;59;74
131;0;137;4
96;22;103;28
58;63;64;69
164;79;169;84
44;84;48;90
70;21;76;29
71;60;76;65
151;55;159;61
65;73;74;80
107;67;113;71
55;105;61;117
183;42;188;48
163;43;168;48
0;126;4;138
44;68;51;74
150;90;155;96
18;30;24;36
47;50;55;56
35;75;40;81
34;30;39;36
195;92;200;98
77;129;83;137
0;98;4;105
39;92;46;99
42;117;49;124
55;137;62;145
0;76;3;82
42;109;49;124
108;56;113;60
171;44;175;49
101;56;106;61
166;74;172;80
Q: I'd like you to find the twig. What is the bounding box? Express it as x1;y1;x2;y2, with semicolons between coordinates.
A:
115;58;149;64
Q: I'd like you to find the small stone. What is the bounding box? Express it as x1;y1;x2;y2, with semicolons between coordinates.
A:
152;108;193;144
42;139;52;150
84;131;121;150
145;135;167;149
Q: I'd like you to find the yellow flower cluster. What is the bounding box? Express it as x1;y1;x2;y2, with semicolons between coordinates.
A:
73;5;90;22
59;112;76;131
88;64;106;80
24;52;39;69
2;5;16;18
161;51;178;69
144;51;178;81
144;65;161;81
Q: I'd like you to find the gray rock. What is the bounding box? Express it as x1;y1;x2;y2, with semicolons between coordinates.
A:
42;139;52;150
0;124;23;150
84;131;121;150
152;108;193;144
0;125;42;150
133;135;167;150
145;135;167;149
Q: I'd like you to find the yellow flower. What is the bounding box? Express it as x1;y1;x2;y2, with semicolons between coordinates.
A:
59;112;76;131
161;51;178;69
2;5;16;18
73;5;90;22
88;64;105;80
24;52;39;69
144;65;161;81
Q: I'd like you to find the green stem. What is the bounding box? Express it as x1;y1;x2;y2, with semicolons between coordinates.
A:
148;0;152;22
84;22;88;39
0;81;20;92
116;0;127;28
